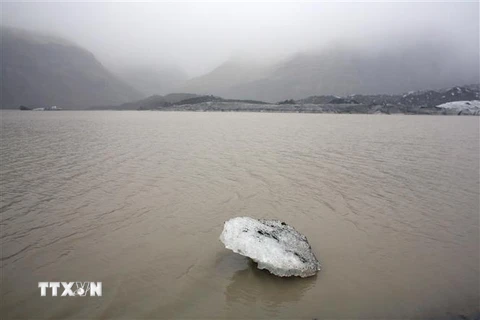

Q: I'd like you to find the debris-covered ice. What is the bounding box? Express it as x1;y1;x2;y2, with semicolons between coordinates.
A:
219;217;320;277
436;100;480;115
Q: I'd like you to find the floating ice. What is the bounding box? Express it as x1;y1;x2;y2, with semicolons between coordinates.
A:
219;217;320;277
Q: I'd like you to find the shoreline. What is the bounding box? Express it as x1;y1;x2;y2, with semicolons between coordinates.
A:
8;107;480;116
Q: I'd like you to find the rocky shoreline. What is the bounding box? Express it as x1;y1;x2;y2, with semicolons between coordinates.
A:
138;101;480;115
19;84;480;115
87;84;480;115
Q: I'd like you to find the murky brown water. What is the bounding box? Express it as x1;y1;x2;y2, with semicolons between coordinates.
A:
1;111;479;319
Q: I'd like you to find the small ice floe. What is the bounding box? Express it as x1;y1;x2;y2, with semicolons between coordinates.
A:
219;217;320;277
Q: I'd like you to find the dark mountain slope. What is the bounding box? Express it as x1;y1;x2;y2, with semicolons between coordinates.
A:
299;84;480;107
1;27;141;109
91;93;200;110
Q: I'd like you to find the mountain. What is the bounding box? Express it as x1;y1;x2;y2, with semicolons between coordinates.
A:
91;93;201;110
115;65;188;96
92;92;269;110
181;42;479;102
181;58;272;97
299;84;480;107
399;84;480;107
1;27;142;109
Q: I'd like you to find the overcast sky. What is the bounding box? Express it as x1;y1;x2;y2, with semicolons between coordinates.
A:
2;1;479;77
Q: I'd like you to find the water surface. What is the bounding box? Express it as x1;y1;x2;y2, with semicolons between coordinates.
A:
1;111;479;319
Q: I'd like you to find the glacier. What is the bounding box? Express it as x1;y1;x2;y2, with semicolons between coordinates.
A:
436;100;480;115
219;217;320;277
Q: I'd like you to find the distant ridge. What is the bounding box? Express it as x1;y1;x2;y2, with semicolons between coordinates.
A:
1;27;142;109
95;84;479;115
90;93;201;110
91;93;267;110
299;84;480;107
181;43;479;102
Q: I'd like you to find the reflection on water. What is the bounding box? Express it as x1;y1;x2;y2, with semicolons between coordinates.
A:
224;257;316;307
214;251;316;318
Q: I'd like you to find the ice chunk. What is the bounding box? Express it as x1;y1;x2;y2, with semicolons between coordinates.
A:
436;100;480;115
436;100;480;110
219;217;320;277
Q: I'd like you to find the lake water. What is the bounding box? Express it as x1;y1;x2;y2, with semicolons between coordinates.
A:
1;111;479;319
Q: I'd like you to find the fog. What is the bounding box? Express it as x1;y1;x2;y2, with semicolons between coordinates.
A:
2;1;479;78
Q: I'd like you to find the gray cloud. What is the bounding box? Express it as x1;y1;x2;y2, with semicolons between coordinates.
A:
2;1;479;77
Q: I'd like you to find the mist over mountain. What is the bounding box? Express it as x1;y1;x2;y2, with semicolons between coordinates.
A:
4;2;477;84
181;58;273;97
116;65;188;96
183;41;479;102
2;26;478;108
2;2;478;107
1;27;141;109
